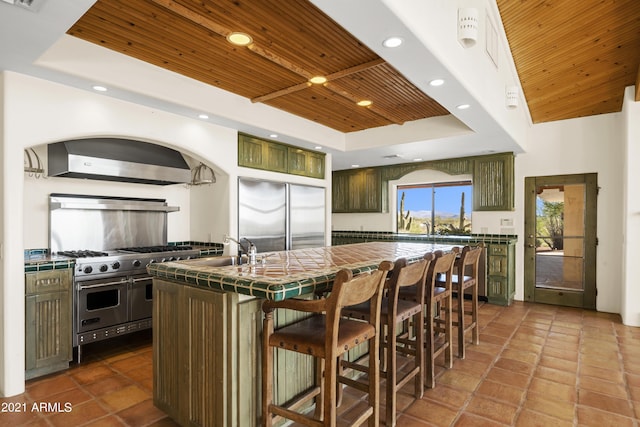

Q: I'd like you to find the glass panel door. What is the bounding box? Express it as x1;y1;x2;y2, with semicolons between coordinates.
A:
524;174;597;309
535;183;585;291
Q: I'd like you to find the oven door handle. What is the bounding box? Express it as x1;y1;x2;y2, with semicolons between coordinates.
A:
78;280;127;290
132;276;153;283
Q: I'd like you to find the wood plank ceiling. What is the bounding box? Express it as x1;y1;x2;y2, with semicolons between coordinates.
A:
67;1;640;130
497;0;640;123
66;0;449;133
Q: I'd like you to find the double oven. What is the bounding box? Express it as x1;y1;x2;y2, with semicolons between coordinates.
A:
50;194;200;362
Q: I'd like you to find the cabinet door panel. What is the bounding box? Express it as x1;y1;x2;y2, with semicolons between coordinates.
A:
306;152;325;178
473;153;514;211
238;136;264;168
25;291;71;372
266;143;288;173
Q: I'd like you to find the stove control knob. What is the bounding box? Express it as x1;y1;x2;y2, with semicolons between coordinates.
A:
149;259;156;264
83;266;93;274
132;260;141;267
112;261;121;270
99;264;108;272
168;256;176;262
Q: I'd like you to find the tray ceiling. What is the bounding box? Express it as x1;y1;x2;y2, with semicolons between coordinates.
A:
67;0;449;133
67;0;640;132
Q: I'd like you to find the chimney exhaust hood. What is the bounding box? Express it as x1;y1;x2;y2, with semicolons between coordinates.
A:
48;138;191;185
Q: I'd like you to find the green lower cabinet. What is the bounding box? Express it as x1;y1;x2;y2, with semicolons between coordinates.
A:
25;269;73;380
486;243;516;306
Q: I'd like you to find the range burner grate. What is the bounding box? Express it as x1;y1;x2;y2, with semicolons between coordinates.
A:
56;250;110;258
117;245;193;253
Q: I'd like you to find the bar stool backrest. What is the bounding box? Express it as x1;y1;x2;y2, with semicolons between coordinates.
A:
458;245;483;280
428;250;458;293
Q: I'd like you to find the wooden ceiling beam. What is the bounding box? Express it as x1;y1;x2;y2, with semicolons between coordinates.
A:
151;0;228;38
252;82;312;103
251;59;386;103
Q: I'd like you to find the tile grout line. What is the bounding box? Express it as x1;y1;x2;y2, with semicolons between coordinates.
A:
450;303;530;426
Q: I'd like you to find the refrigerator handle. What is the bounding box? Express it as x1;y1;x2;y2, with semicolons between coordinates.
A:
285;183;292;250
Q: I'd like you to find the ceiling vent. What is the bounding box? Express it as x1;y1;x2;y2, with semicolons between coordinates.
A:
1;0;45;12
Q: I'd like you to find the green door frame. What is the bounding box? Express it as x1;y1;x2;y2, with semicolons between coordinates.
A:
524;173;597;309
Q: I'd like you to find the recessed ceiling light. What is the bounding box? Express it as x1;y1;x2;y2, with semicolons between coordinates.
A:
413;158;423;162
92;85;107;92
226;32;253;46
382;37;403;48
315;146;323;150
270;134;278;138
456;104;471;110
357;100;372;107
309;76;327;84
351;164;360;168
198;114;209;119
429;79;445;87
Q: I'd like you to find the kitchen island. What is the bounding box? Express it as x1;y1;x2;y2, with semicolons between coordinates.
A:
147;242;456;426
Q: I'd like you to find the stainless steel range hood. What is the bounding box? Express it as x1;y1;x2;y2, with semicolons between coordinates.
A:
48;138;191;185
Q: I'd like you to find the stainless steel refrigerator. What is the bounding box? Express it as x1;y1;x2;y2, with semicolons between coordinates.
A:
238;177;325;252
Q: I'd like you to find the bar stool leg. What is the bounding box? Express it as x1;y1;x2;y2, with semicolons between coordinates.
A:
262;312;274;427
425;299;435;389
386;319;397;427
445;294;453;368
472;285;479;345
314;358;325;420
458;289;466;359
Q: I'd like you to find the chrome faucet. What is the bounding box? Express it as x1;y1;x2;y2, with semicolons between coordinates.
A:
223;235;257;265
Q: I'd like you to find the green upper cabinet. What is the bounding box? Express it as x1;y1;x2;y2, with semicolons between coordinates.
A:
238;134;288;173
238;133;325;178
332;168;382;213
288;147;325;179
472;153;514;211
332;152;514;213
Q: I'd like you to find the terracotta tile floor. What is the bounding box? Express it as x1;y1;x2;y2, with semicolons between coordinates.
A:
3;301;640;426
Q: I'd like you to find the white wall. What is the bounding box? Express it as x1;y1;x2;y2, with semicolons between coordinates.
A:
1;71;331;396
514;113;624;312
621;86;640;326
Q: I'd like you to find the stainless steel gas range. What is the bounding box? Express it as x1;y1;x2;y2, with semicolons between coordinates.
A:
49;194;199;362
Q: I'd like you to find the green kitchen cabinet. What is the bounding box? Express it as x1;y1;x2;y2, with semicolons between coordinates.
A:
472;152;515;211
485;242;516;305
238;133;325;178
238;133;288;173
25;268;73;379
332;168;383;213
332;152;514;213
288;146;325;179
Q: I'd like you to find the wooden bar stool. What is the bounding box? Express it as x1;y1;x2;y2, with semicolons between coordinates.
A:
450;244;483;359
425;249;458;388
261;261;393;427
342;254;433;427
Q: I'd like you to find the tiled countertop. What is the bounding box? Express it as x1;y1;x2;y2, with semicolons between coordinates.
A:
147;242;457;301
24;250;75;273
